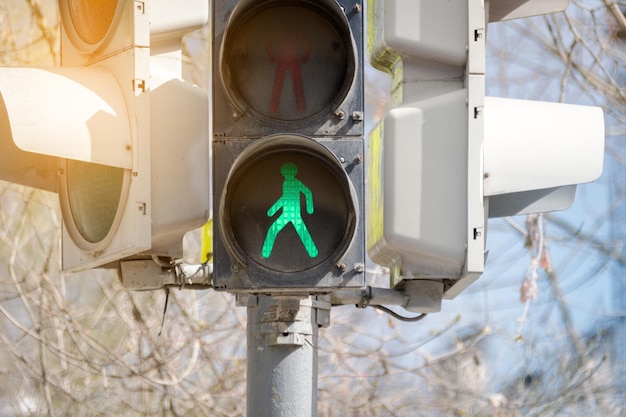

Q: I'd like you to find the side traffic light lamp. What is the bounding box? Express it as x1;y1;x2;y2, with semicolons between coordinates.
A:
366;0;604;304
0;0;210;272
212;0;365;292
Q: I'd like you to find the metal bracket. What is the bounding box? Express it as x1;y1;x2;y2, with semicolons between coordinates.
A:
241;295;332;346
331;282;443;313
120;259;212;291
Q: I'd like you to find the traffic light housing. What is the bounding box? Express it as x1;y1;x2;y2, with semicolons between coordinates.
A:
0;0;210;271
367;0;486;298
212;0;365;292
367;0;604;300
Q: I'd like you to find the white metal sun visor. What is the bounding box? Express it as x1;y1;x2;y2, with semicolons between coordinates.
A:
483;96;604;197
488;0;570;22
0;67;132;169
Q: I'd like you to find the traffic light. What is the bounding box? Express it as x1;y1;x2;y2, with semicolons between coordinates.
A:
212;0;365;291
0;0;210;272
367;0;604;301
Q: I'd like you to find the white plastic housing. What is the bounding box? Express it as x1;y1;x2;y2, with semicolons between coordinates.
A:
369;89;469;279
378;0;468;67
150;74;210;257
367;0;486;295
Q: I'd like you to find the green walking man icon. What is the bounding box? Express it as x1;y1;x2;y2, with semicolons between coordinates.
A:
262;162;319;258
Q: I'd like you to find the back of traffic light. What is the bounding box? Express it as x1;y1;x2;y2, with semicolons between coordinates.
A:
367;0;604;305
367;0;487;303
212;0;365;292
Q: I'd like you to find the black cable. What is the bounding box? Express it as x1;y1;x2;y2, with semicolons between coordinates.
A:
158;288;170;336
370;305;428;322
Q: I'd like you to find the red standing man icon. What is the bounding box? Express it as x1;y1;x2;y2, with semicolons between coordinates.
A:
267;30;311;113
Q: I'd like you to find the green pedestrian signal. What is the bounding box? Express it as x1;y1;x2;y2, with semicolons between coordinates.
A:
214;134;364;291
212;0;365;292
262;163;319;259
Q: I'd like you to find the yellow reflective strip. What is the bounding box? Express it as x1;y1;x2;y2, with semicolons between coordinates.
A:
200;218;213;264
367;121;384;251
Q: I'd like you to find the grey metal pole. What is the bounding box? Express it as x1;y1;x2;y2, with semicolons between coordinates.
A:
244;294;330;417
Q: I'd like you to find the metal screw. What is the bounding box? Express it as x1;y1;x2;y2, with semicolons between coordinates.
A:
354;3;361;13
336;262;347;272
335;109;345;119
354;154;363;164
354;263;364;273
352;111;363;122
135;1;145;14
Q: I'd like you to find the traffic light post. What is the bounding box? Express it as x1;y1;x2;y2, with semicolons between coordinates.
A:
211;1;364;414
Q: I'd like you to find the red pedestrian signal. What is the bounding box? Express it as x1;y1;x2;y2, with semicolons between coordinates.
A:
217;0;357;128
267;31;311;114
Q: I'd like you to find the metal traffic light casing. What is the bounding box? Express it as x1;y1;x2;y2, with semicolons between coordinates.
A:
212;0;365;292
0;0;210;272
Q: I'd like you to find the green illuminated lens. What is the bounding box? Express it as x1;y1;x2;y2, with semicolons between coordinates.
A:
228;146;352;273
66;160;124;244
261;162;319;259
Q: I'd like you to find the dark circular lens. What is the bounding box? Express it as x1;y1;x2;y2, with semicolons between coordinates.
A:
66;159;124;244
222;2;353;122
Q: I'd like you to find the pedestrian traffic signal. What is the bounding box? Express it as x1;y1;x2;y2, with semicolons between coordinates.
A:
212;0;365;292
0;0;210;272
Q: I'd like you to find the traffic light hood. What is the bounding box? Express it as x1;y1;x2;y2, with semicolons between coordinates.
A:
0;67;132;170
